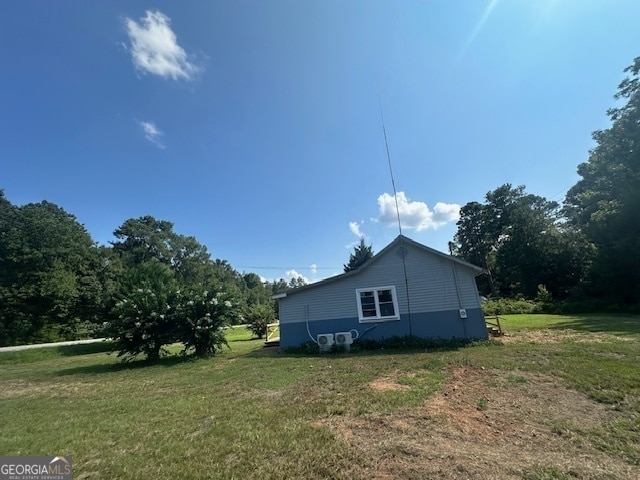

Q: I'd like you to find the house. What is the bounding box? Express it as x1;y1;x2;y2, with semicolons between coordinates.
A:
273;235;488;349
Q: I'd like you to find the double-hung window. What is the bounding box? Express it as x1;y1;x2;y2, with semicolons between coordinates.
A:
356;286;400;322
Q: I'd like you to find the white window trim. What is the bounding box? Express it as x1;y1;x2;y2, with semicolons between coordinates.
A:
355;285;400;323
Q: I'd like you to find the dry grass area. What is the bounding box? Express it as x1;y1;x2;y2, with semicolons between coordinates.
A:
312;321;640;479
319;361;639;480
499;329;637;345
0;379;99;399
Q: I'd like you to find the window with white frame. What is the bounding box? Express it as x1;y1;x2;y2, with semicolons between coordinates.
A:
356;286;400;322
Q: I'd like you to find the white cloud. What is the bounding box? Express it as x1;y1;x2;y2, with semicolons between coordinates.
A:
349;221;364;238
285;269;311;284
377;192;460;231
310;264;317;275
125;10;201;80
138;120;165;148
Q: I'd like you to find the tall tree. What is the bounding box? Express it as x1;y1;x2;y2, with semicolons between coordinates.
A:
0;191;17;344
455;184;590;299
111;216;176;267
241;272;273;307
564;57;640;304
171;235;214;288
344;238;374;273
453;202;493;268
111;216;218;290
0;198;102;345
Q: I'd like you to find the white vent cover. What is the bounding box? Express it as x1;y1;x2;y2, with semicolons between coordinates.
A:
317;333;334;352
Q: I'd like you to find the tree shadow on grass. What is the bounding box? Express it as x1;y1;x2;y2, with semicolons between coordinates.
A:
55;341;115;356
239;345;284;358
56;353;196;376
546;314;640;336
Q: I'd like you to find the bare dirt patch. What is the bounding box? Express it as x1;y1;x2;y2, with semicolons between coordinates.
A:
317;366;639;479
368;370;411;392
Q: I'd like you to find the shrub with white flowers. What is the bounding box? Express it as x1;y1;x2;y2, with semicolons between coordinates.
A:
103;260;241;361
174;288;239;357
104;285;177;362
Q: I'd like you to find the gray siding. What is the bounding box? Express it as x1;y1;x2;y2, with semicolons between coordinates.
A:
279;241;481;325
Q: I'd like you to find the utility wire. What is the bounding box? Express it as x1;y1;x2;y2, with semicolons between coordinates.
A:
235;266;338;271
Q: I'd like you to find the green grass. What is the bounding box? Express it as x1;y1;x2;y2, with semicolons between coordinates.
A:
499;313;640;336
1;315;639;479
0;341;115;365
521;465;574;480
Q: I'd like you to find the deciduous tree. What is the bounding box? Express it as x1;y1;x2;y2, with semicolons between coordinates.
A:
565;57;640;304
0;196;102;345
455;184;590;299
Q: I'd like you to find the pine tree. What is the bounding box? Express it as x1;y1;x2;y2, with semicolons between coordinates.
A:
343;238;374;273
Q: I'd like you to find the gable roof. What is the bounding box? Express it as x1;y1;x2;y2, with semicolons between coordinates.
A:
273;235;485;299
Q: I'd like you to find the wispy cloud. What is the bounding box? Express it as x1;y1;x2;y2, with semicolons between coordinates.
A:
349;221;364;238
138;120;165;148
376;192;460;231
124;10;201;80
310;264;317;275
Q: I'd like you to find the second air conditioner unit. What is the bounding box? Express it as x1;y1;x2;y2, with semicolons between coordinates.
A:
317;333;334;352
335;332;353;351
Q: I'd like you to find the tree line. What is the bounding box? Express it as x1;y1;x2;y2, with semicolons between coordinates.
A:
453;57;640;311
0;205;305;351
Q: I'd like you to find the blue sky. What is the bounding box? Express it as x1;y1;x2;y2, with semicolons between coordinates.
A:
2;1;639;283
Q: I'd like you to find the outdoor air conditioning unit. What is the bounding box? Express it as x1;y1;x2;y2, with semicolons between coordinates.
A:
317;333;334;352
335;332;353;351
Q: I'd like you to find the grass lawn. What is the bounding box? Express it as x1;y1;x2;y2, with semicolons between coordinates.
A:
1;315;639;479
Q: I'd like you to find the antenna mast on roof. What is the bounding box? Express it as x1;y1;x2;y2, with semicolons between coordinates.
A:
379;99;413;335
379;100;403;237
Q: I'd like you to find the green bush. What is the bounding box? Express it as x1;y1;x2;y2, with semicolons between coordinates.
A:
244;304;276;339
549;297;640;314
482;298;540;315
246;318;267;338
283;336;481;355
352;335;478;352
283;341;320;355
